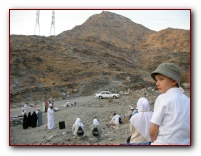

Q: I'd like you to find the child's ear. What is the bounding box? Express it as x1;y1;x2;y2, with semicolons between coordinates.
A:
172;80;177;86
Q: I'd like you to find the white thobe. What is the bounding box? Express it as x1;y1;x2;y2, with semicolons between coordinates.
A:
47;108;54;130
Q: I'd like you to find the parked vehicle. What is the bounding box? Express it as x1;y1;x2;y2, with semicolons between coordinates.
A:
95;91;120;99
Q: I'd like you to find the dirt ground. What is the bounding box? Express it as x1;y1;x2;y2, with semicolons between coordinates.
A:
9;89;190;146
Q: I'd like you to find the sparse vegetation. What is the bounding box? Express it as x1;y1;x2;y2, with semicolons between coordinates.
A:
15;95;23;102
10;11;190;103
51;90;60;98
108;98;113;103
181;72;190;84
66;88;74;95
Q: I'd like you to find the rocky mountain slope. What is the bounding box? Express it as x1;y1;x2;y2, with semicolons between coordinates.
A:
10;11;190;104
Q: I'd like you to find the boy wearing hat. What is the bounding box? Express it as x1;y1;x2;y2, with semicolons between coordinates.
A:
149;63;190;145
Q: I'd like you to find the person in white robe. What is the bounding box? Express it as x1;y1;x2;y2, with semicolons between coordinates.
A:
24;103;28;108
47;103;54;130
72;118;84;140
89;118;102;138
63;101;71;107
129;97;153;144
109;112;121;129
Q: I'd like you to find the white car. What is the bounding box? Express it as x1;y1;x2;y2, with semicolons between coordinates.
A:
95;91;120;99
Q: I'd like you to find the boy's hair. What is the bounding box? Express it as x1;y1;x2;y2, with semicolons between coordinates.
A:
151;62;181;86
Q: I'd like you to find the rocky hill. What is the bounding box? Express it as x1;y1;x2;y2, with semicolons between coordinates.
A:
10;11;190;104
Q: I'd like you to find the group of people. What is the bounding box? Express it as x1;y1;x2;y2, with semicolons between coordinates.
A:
21;62;190;145
72;118;102;140
22;109;42;129
125;62;190;145
45;100;59;112
21;102;56;130
63;101;77;107
46;101;102;139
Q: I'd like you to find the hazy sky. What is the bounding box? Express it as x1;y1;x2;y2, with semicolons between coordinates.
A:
10;9;190;36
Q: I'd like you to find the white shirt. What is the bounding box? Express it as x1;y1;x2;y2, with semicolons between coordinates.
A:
151;88;190;145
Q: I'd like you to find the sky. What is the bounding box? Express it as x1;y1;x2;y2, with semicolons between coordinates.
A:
10;9;191;36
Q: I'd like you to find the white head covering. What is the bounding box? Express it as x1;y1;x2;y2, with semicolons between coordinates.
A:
49;103;53;107
75;118;84;127
130;97;153;141
137;97;151;112
93;119;100;126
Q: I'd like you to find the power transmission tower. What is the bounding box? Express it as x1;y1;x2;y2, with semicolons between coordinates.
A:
50;11;55;36
34;10;40;35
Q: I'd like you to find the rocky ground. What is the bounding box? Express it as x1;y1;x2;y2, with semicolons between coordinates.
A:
9;88;190;146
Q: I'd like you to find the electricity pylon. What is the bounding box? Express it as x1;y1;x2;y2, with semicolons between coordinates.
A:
34;10;40;35
50;10;55;36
